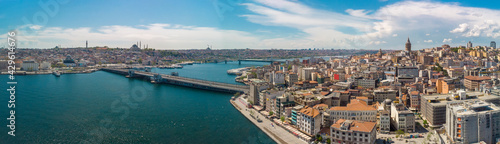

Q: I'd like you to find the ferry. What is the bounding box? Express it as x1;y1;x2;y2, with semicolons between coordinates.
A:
53;71;61;77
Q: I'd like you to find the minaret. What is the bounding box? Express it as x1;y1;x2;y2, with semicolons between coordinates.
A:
140;41;142;48
405;37;411;52
86;40;88;48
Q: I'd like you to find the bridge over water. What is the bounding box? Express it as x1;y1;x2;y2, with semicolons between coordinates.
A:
236;59;286;64
102;68;249;93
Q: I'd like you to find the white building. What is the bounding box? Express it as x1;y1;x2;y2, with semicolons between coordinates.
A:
390;103;415;133
22;61;39;71
286;72;298;86
327;99;377;124
301;67;315;81
272;71;285;86
379;110;391;134
446;100;500;144
40;62;52;70
330;119;377;144
297;106;321;135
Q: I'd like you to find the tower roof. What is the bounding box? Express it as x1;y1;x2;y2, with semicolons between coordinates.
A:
406;37;411;43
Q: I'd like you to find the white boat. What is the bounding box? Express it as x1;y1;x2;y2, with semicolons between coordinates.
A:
53;71;61;77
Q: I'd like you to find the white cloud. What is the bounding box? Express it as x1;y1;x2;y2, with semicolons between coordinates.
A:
443;38;453;43
241;0;500;49
13;24;262;49
11;0;500;49
369;41;387;45
424;40;433;43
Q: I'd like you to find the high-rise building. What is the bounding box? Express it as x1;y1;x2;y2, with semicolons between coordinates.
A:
467;41;473;48
405;37;411;52
491;41;496;49
86;40;88;48
446;100;500;144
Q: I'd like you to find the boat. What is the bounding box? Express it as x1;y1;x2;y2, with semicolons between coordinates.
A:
53;71;61;77
172;64;183;69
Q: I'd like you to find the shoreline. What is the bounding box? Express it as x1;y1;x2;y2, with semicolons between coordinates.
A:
230;96;308;144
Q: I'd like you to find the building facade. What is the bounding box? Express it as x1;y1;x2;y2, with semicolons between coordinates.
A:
330;119;377;144
298;106;321;136
446;100;500;144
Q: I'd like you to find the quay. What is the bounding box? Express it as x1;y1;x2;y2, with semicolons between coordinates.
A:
101;68;249;93
230;95;308;144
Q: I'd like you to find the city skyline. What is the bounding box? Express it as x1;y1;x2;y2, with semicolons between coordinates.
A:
2;0;500;49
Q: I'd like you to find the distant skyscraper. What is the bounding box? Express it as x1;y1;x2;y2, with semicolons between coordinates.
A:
86;40;88;48
467;41;473;48
491;41;496;49
405;37;411;52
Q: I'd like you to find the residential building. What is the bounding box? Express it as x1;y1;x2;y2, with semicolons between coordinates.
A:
446;100;500;144
286;72;298;86
272;71;285;86
373;89;397;103
330;119;376;144
409;91;420;111
297;106;321;136
379;110;391;134
464;76;491;91
391;103;415;133
301;67;315;81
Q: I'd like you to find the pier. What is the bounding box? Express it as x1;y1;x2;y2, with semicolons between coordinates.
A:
102;68;249;93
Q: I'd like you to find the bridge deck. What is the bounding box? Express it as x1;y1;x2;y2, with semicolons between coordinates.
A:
102;68;249;93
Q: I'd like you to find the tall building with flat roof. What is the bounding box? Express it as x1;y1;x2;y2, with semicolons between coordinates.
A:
446;100;500;144
491;41;496;49
421;91;500;127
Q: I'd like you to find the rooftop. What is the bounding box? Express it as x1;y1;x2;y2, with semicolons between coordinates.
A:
330;99;376;111
331;119;376;133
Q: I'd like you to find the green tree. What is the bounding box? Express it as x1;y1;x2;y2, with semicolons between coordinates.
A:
280;116;285;123
233;92;241;97
326;138;331;144
316;135;323;142
396;130;405;138
269;111;274;116
423;120;429;128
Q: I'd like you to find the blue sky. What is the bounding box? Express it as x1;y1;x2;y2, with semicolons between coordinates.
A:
1;0;500;49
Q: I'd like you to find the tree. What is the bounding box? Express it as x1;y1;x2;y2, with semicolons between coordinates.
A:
316;135;323;142
326;138;331;144
233;92;241;97
423;120;429;128
248;100;254;105
280;116;285;123
396;130;405;138
269;111;274;116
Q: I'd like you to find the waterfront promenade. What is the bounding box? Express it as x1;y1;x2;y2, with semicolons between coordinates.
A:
231;96;308;144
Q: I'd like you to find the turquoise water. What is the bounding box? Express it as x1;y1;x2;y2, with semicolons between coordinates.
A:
0;61;275;143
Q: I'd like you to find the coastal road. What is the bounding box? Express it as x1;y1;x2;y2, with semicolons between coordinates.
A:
232;97;308;144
